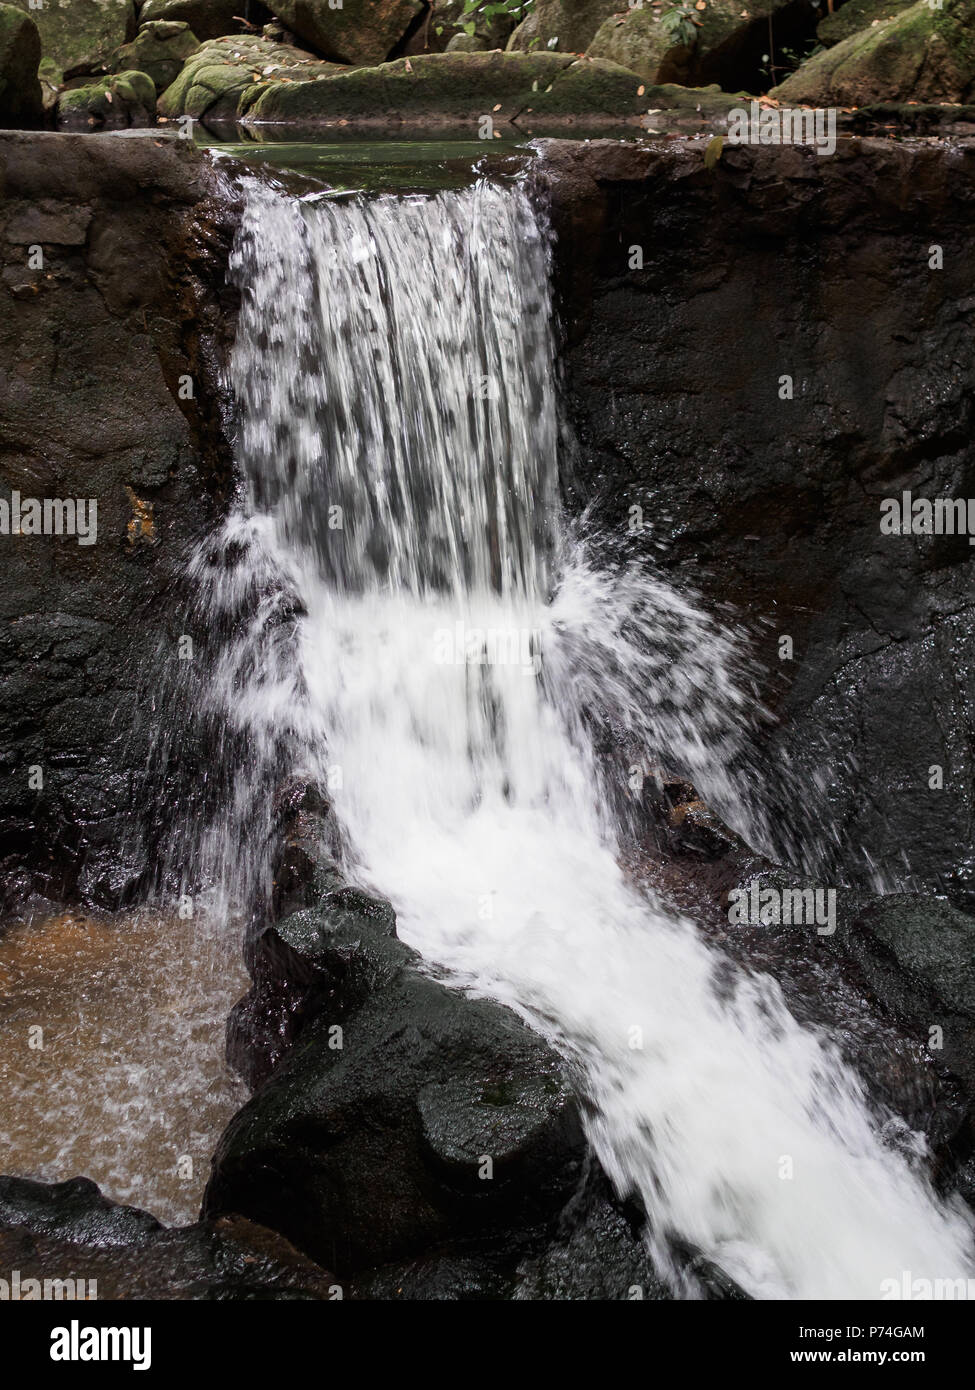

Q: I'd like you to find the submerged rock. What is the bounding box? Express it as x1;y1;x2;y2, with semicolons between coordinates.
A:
56;69;156;129
0;3;42;127
5;0;135;87
110;19;201;93
272;0;424;66
772;0;975;104
0;1175;338;1299
242;49;647;127
157;33;344;123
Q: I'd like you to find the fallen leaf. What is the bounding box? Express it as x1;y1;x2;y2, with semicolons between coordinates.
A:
703;134;723;170
404;57;413;71
493;103;501;111
637;84;645;96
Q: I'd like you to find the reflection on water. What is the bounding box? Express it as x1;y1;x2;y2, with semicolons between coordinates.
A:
0;908;247;1226
198;137;534;193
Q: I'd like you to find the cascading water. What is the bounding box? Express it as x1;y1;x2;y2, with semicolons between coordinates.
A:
191;172;974;1298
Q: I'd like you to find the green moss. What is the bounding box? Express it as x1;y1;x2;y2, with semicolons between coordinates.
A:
244;49;645;124
5;0;134;86
772;0;975;104
111;20;200;93
247;50;578;121
57;67;156;128
587;7;682;84
506;0;621;55
158;34;343;120
818;0;916;48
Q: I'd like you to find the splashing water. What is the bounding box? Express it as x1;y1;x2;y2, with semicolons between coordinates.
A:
191;175;973;1297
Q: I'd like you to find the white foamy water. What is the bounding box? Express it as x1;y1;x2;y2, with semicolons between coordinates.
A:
199;174;975;1298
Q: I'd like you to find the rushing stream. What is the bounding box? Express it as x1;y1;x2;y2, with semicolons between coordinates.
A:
176;173;975;1298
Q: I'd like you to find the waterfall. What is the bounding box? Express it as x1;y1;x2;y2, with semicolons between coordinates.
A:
189;173;974;1298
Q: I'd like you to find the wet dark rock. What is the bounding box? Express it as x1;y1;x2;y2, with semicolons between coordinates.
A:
513;1169;669;1300
0;1174;338;1298
0;131;235;910
0;1174;161;1246
626;773;975;1192
208;879;587;1274
535;136;975;902
843;895;975;1094
216;797;716;1297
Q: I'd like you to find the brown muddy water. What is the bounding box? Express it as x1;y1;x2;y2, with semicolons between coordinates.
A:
0;908;247;1225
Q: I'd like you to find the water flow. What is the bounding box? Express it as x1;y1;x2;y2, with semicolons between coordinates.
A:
209;175;973;1298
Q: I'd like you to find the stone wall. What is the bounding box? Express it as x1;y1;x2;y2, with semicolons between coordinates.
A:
536;137;975;900
0;131;234;908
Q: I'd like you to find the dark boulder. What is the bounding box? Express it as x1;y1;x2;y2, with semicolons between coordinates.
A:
0;1174;338;1298
137;0;265;43
207;880;587;1273
0;4;42;127
534;136;975;903
0;131;235;909
272;0;424;66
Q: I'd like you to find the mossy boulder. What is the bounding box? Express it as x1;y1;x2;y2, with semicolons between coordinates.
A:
272;0;424;65
137;0;252;42
587;5;681;82
0;3;42;126
817;0;917;47
446;32;489;52
399;1;518;55
506;0;621;55
6;0;135;86
242;49;647;126
588;0;796;86
157;34;344;123
110;19;199;92
56;67;155;129
772;0;975;105
643;79;752;118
